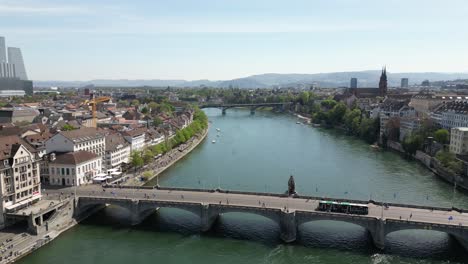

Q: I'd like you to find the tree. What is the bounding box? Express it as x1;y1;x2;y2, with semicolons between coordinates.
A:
61;124;76;131
130;151;143;169
131;99;140;106
143;149;154;164
141;107;149;114
299;91;310;105
385;117;400;141
152;117;163;127
320;99;337;110
434;129;449;144
328;102;347;125
402;134;423;157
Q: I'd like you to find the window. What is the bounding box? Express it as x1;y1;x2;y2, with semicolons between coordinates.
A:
61;168;65;175
66;168;70;175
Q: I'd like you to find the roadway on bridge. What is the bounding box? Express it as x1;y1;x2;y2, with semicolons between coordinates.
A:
44;186;468;227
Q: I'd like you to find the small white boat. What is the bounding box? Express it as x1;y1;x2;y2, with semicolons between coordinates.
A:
296;121;301;124
216;128;221;132
212;140;216;143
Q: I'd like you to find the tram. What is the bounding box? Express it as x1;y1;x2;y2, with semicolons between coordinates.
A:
316;200;369;215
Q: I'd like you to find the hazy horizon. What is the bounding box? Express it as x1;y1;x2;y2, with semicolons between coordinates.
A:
2;0;468;81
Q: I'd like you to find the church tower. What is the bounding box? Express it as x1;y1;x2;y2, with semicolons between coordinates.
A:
379;66;388;96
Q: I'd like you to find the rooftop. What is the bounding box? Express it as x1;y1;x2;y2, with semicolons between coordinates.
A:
50;151;99;165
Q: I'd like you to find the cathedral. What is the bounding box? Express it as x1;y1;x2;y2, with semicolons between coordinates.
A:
347;67;388;98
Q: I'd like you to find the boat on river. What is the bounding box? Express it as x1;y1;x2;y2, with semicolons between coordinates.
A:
212;140;216;143
216;128;221;132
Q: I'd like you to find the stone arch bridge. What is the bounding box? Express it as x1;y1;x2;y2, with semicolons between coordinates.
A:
200;102;292;114
71;186;468;251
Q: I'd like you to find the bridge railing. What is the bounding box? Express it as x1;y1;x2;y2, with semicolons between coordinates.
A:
102;184;467;212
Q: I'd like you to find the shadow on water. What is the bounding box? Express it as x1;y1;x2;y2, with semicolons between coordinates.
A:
79;207;468;263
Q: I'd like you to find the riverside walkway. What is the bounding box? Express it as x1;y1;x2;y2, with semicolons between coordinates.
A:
44;185;468;251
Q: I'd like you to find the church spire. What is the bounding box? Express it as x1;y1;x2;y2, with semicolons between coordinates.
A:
379;65;388;96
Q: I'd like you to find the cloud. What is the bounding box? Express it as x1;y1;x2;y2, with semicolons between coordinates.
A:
0;3;88;14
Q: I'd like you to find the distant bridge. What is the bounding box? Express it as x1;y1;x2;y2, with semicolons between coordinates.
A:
200;102;292;114
64;186;468;251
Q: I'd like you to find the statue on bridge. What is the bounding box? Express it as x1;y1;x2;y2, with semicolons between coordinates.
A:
287;175;296;196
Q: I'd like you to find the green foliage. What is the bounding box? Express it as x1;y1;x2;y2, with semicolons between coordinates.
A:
436;150;463;175
141;171;153;181
131;99;140;106
61;124;76;131
130;151;144;168
141;107;149;114
320;99;337;109
143;149;154;164
434;129;449;144
402;134;423;157
328;102;347;125
152;117;163;127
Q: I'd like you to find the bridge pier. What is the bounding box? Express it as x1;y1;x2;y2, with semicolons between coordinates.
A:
129;201;158;226
280;211;297;243
368;219;386;250
200;204;218;232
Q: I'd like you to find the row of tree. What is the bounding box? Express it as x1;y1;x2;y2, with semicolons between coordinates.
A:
130;108;208;169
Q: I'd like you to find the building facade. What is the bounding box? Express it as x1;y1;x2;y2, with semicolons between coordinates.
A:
122;129;146;152
401;78;409;88
7;47;27;80
45;127;105;157
48;151;101;186
105;133;131;170
350;78;357;89
450;127;468;154
0;136;41;228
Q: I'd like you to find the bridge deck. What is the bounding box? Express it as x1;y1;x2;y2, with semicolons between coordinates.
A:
47;186;468;228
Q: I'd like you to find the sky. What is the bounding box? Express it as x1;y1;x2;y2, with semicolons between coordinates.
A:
1;0;468;81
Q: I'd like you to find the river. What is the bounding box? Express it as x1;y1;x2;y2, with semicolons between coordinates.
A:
19;109;468;263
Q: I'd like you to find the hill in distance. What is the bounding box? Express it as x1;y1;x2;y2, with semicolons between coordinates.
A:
34;71;468;89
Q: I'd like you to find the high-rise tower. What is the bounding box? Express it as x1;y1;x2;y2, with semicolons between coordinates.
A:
0;37;6;63
8;47;27;80
378;66;387;96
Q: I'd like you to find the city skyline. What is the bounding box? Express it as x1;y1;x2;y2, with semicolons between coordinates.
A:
1;0;468;81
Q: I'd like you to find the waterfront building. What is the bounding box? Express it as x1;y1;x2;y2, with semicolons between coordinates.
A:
45;127;105;157
48;151;101;186
432;100;468;129
399;117;422;142
450;127;468;154
410;94;458;117
0;135;41;228
122;128;146;152
379;99;415;138
401;78;409;88
105;133;131;170
350;78;358;89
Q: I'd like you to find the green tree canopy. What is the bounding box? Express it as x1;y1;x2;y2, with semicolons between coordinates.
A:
434;129;449;144
130;151;144;168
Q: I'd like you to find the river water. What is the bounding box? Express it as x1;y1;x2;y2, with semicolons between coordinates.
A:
19;109;468;263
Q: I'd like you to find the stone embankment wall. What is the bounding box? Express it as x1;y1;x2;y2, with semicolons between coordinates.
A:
386;140;468;191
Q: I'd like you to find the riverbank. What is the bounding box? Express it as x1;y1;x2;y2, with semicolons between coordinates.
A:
124;127;209;186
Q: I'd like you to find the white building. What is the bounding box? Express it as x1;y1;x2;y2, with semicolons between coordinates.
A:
0;136;41;228
450;127;468;155
432;101;468;130
48;151;101;186
122;128;146;152
105;133;131;170
45;127;105;157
